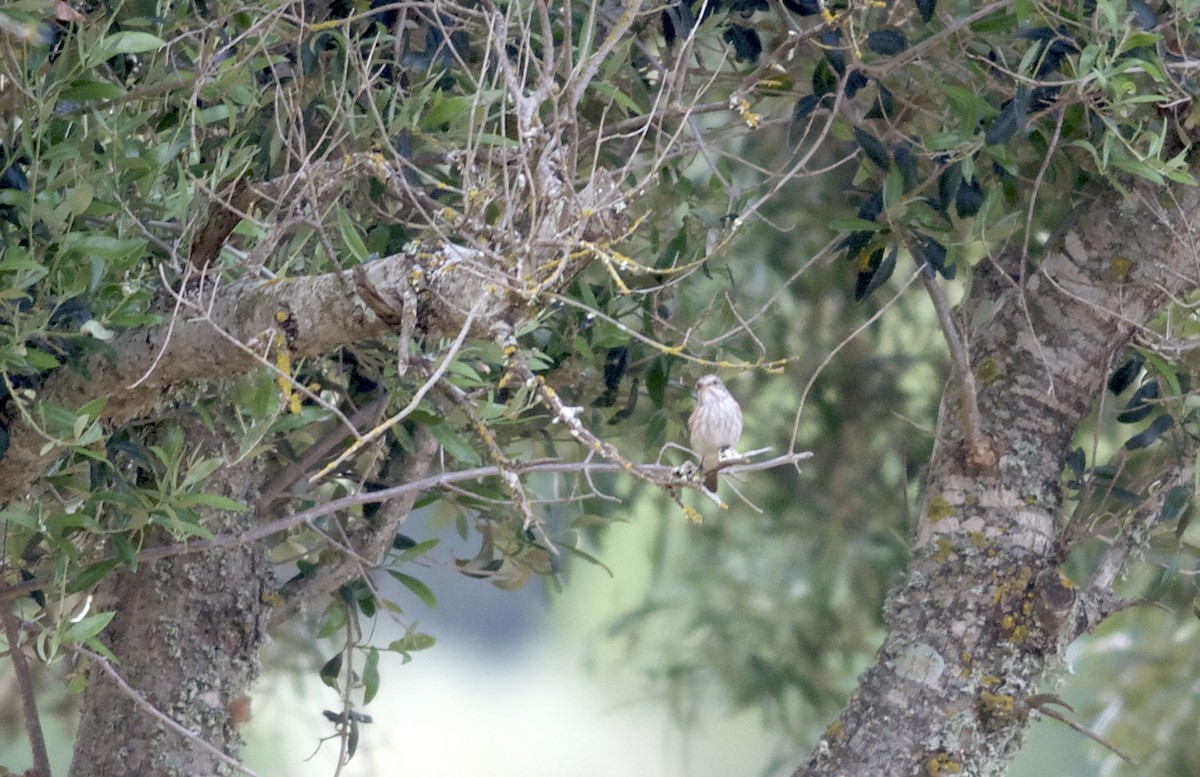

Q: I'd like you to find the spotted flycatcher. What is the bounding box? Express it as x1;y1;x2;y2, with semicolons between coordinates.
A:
688;374;744;491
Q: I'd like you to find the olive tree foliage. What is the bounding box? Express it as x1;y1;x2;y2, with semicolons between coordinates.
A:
2;0;1200;775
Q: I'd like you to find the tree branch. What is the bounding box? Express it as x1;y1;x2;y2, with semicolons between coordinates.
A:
0;451;814;605
271;424;442;627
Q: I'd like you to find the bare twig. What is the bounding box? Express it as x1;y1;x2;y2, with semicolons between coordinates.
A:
792;267;923;455
920;266;983;446
437;380;556;553
256;389;390;510
0;596;52;777
72;645;262;777
309;299;482;482
1;451;814;604
1026;695;1136;766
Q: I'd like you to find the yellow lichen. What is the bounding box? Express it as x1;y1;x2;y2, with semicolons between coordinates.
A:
975;357;999;385
274;342;301;414
927;495;956;522
926;752;962;776
979;691;1015;714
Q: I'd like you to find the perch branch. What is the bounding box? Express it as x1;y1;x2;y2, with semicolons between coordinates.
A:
0;451;814;603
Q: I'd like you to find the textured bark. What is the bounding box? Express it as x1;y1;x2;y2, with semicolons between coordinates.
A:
68;451;268;777
1;246;453;504
0;168;623;507
798;183;1200;776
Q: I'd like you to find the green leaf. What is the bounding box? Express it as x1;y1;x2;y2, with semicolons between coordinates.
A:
1159;485;1190;525
362;648;380;705
388;570;437;608
75;395;108;422
1117;380;1158;423
61;233;147;262
83;636;117;662
0;510;39;530
394;538;440;563
174;492;247;512
98;31;166;58
829;217;886;232
883;165;904;208
924;132;964;152
72;413;94;442
646;358;669;408
66;559;120;593
319;653;343;688
428;422;481;466
1165;166;1196;186
61;79;124;102
181;457;224;489
336;205;370;262
421;94;475;130
317;603;347;638
25;348;60;370
853;127;890;170
865;28;907;56
588;80;642;113
1124;414;1174;450
1117;32;1163;55
560;544;614;577
110;532;139;570
1110;156;1164;185
388;631;435;654
153;505;213;538
1142;351;1181;398
61;611;116;644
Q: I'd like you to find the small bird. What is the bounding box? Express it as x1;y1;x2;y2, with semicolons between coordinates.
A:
688;374;744;492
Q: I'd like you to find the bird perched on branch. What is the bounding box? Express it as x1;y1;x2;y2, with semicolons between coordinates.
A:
688;374;743;492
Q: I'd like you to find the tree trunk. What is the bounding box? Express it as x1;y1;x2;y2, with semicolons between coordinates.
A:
798;182;1200;775
69;453;268;777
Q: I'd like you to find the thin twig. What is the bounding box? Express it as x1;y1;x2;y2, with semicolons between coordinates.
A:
1028;696;1136;766
256;390;389;510
72;645;262;777
309;300;482;482
921;266;983;444
0;597;52;777
792;267;922;455
0;451;814;603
